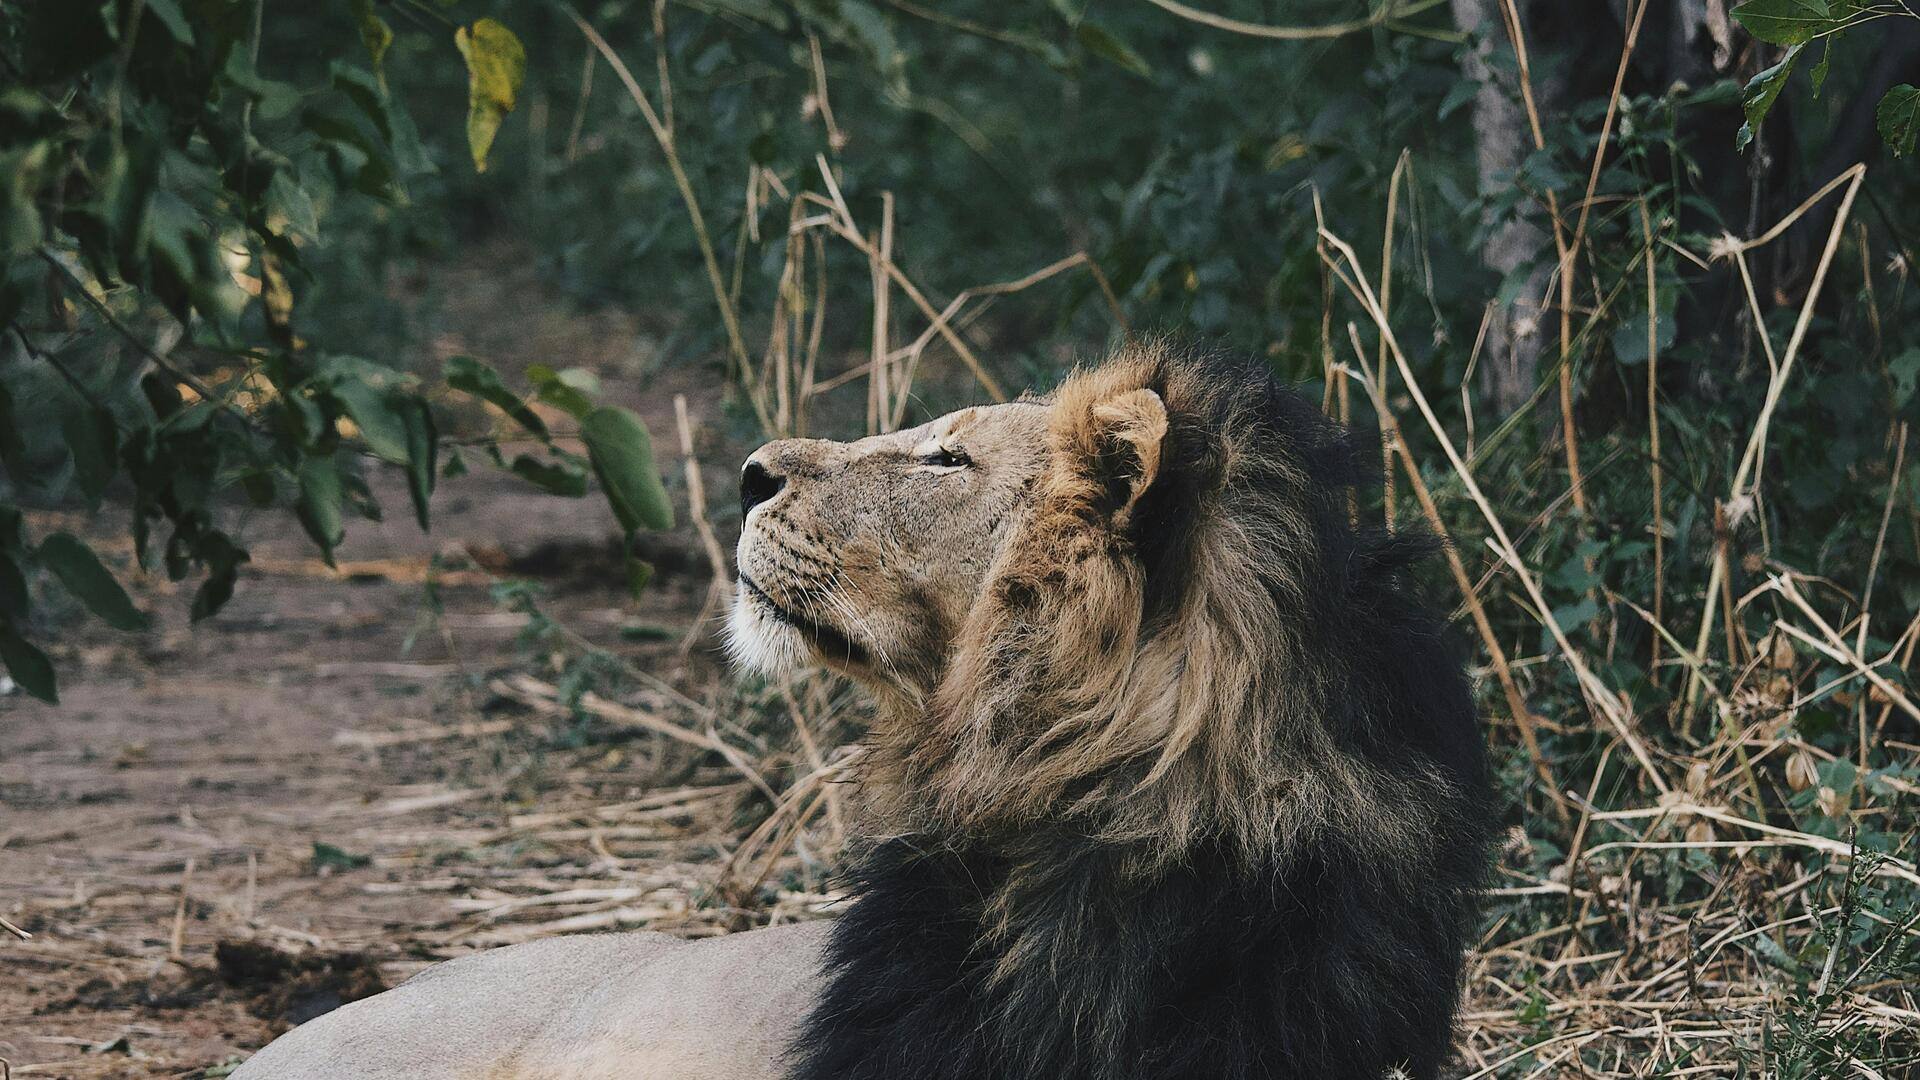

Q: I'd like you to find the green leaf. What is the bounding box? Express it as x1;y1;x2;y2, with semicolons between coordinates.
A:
0;378;25;476
1889;347;1920;406
1075;21;1151;78
526;364;596;420
677;0;790;29
311;841;372;871
0;143;51;256
1878;85;1919;158
446;355;548;438
625;555;654;598
0;505;21;554
455;18;526;173
1611;301;1677;365
350;0;395;87
329;376;411;463
59;398;118;504
1730;0;1836;46
1809;38;1832;96
223;49;302;122
581;406;674;533
509;452;590;497
0;624;56;703
402;397;437;532
1736;43;1803;152
266;170;318;242
188;530;249;623
38;533;148;632
0;549;28;620
142;0;195;44
297;454;346;564
836;1;908;92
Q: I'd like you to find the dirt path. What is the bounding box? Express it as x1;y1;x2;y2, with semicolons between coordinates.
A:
0;248;819;1078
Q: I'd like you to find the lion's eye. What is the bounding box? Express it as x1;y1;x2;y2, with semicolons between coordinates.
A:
920;445;970;469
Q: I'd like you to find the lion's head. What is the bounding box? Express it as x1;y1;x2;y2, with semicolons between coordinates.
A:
731;341;1483;867
727;398;1055;697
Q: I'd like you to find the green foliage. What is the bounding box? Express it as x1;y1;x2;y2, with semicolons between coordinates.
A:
1880;84;1919;158
0;0;672;701
37;532;149;632
1731;0;1919;148
582;405;675;535
1730;0;1844;46
1737;43;1803;152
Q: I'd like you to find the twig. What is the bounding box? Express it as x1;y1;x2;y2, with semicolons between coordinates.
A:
36;250;219;404
1639;201;1666;680
499;675;726;754
1140;0;1448;39
1685;166;1869;708
1857;423;1906;767
169;857;195;961
1341;339;1563;823
563;43;595;163
1588;802;1920;887
806;34;847;151
674;394;732;654
1377;151;1408;527
803;157;1008;400
334;718;520;748
562;5;756;420
869;190;895;434
1768;578;1920;724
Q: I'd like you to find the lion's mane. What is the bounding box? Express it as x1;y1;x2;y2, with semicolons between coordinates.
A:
790;343;1497;1080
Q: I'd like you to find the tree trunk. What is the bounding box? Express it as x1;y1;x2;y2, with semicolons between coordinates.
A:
1449;0;1552;420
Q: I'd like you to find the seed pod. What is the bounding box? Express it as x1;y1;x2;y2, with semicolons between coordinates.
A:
1770;632;1796;670
1785;750;1818;793
1816;785;1847;818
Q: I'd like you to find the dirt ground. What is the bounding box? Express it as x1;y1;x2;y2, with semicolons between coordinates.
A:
0;250;833;1078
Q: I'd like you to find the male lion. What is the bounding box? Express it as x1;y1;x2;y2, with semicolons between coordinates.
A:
234;343;1494;1080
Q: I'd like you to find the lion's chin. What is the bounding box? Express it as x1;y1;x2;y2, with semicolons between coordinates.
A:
724;583;812;677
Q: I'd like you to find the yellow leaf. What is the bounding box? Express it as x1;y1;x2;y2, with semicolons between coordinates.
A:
455;18;527;173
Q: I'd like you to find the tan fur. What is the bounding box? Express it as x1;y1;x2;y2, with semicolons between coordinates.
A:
229;924;828;1080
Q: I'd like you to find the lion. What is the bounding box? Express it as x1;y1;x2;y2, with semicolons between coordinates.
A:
232;342;1494;1080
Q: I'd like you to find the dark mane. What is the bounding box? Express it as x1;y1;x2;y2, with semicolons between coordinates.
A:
789;345;1496;1080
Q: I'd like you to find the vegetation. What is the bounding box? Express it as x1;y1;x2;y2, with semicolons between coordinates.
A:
0;1;669;704
3;0;1917;1074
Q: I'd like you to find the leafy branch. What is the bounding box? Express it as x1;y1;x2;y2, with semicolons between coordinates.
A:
1733;0;1919;155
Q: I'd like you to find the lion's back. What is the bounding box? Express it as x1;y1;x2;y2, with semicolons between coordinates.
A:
230;922;827;1080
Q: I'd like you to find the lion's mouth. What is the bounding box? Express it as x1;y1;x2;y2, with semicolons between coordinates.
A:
738;573;869;667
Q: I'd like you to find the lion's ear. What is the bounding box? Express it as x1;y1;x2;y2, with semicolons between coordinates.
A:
1087;388;1168;525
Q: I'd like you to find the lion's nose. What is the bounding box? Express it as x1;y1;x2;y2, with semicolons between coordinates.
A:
740;459;786;517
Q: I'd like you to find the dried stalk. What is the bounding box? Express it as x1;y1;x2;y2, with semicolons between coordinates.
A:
1639;201;1666;680
1316;198;1670;794
1343;331;1564;823
1684;165;1868;708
